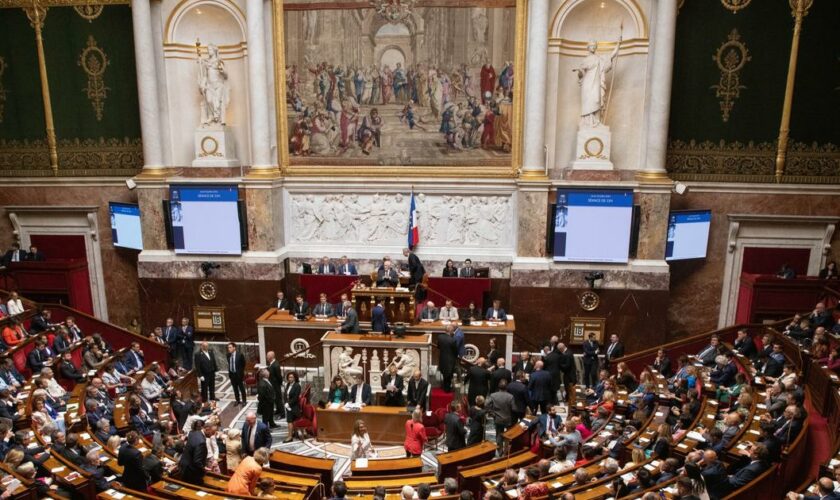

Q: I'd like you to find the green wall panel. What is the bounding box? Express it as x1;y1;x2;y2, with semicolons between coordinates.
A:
0;8;47;141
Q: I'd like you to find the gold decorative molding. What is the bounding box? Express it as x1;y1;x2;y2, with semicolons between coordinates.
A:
0;0;125;7
711;29;750;123
73;3;103;21
667;139;840;184
0;56;7;123
78;35;109;121
0;137;142;176
720;0;751;13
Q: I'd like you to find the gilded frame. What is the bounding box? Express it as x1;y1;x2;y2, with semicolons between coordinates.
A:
271;0;527;178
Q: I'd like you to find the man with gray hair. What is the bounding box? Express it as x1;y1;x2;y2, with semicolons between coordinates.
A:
337;301;359;333
442;477;458;494
257;368;277;428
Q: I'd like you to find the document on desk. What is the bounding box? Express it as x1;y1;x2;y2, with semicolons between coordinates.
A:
355;458;369;468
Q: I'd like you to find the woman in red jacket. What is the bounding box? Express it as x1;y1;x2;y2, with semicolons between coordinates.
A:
404;408;427;457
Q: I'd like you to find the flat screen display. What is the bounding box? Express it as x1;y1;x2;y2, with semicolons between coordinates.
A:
552;189;634;263
109;202;143;250
665;210;711;261
169;185;241;255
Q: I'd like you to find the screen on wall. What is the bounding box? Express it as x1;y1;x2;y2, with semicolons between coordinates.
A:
109;202;143;250
665;210;711;261
552;189;634;263
169;185;242;255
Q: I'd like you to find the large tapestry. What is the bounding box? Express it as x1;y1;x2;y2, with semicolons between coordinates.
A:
278;0;522;176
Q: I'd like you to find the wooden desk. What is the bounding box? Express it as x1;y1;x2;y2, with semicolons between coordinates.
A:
436;441;497;481
351;286;415;324
317;405;409;445
343;472;439;491
270;450;335;494
150;480;305;500
457;450;537;495
350;456;423;476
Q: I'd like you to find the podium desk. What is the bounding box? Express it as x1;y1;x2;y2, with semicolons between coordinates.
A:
352;285;415;324
350;456;423;476
316;404;409;445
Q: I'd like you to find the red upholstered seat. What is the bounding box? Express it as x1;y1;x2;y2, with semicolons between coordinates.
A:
293;401;317;437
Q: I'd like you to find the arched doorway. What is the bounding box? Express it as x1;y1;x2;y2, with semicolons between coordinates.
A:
374;22;412;69
379;47;406;71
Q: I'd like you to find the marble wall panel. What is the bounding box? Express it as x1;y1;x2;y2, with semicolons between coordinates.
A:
636;190;670;260
137;186;168;251
516;189;549;258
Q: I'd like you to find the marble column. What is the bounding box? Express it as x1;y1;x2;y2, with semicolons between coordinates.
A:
246;0;273;170
639;0;678;179
520;0;549;177
635;186;671;260
131;0;164;170
516;181;550;257
150;0;172;166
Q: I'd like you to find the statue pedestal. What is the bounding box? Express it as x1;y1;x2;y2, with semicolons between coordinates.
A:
192;125;240;167
571;125;614;170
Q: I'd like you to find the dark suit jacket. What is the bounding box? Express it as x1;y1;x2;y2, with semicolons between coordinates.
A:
349;383;372;405
371;305;388;333
82;463;112;491
53;335;73;355
444;411;466;451
442;267;458;277
292;301;310;316
317;263;336;275
381;374;404;406
2;249;24;265
241;421;273;455
419;307;439;320
25;251;45;262
285;382;301;416
507;380;529;414
459;266;476;278
407;252;425;285
528;370;553;402
142;453;164;484
512;359;534;375
268;360;283;393
273;298;290;310
710;362;737;387
376;268;399;287
467;406;487;444
27;348;48;373
535;413;563;437
407;377;428;409
490;367;512;394
119;445;149;490
466;365;490;403
228;351;246;377
339;308;359;333
734;337;757;358
194;350;218;377
605;342;624;366
437;334;457;376
653;356;672;377
337;262;357;275
312;302;334;317
123;350;145;371
583;340;599;363
485;307;506;321
726;460;768;492
701;460;728;499
258;378;276;408
29;314;50;333
558;350;577;384
543;349;562;388
60;360;85;382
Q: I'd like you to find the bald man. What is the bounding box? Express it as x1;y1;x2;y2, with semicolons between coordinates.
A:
194;342;218;401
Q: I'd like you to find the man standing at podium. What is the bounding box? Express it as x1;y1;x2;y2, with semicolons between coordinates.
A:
371;298;389;334
402;248;425;287
376;258;399;287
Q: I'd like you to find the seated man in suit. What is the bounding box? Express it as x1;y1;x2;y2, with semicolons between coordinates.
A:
733;329;757;359
438;300;459;321
27;339;53;374
2;243;24;265
485;299;507;322
25;245;45;261
724;443;770;495
533;404;564;439
695;335;722;366
316;256;336;275
407;369;428;409
241;411;273;455
123;342;145;373
292;294;310;318
459;258;477;277
786;477;838;500
29;308;55;334
710;352;738;387
419;301;439;321
312;293;335;318
348;376;372;406
59;352;86;383
273;291;289;310
376;258;399;287
334;293;351;317
337;301;359;333
337;255;357;276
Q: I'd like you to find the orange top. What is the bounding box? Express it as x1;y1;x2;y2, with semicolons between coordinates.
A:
2;326;23;346
226;456;263;495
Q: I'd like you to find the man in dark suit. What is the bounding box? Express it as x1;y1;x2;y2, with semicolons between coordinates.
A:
28;308;54;334
402;248;426;288
179;317;194;370
123;342;145;373
162;317;178;362
484;299;506;321
512;351;533;376
371;298;388;333
528;361;552;414
317;256;336;275
194;341;217;402
119;431;150;491
789;477;839;500
349;379;372;406
292;294;310;317
266;351;284;416
337;256;357;275
733;330;757;359
696;335;722;366
242;412;273;455
227;342;247;405
557;343;577;403
542;343;562;405
443;402;466;451
25;246;45;261
180;426;210;485
419;301;439;321
700;450;728;499
604;334;624;369
381;365;405;406
338;302;360;333
534;405;563;439
465;358;490;405
2;243;24;265
724;444;770;494
27;340;52;374
312;293;335;317
486;379;514;451
407;369;428;409
257;368;277;428
437;328;458;392
710;352;738;387
582;333;600;388
59;352;86;383
334;293;351;317
376;260;399;287
273;291;289;310
507;370;530;421
490;358;512;394
459;259;476;277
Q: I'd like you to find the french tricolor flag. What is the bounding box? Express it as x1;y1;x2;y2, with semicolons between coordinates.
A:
407;191;419;249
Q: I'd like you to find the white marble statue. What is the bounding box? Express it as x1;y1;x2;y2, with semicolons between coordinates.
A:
391;348;417;380
573;37;621;128
338;346;363;386
197;43;229;127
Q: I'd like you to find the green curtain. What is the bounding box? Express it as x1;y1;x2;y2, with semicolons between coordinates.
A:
0;8;47;141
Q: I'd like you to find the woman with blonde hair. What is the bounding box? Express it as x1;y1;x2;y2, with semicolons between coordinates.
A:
106;435;122;454
623;446;646;470
224;428;243;472
2;449;24;468
351;419;376;460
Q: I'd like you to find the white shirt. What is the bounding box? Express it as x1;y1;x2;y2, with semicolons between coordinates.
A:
46;378;66;399
6;299;24;316
350;433;375;460
183;414;205;435
141;378;162;400
206;434;219;460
